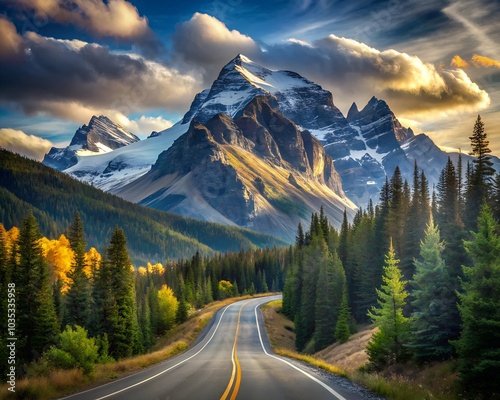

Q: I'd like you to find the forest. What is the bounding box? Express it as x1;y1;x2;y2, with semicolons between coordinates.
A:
0;212;288;379
0;148;284;264
281;115;500;398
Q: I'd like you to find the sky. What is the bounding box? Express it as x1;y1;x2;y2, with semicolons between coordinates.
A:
0;0;499;160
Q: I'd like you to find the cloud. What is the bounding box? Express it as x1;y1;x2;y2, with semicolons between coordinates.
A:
0;31;201;123
128;116;174;136
4;0;164;56
6;0;149;39
0;128;53;160
0;16;24;59
171;14;489;117
172;13;260;81
451;55;470;69
471;54;500;69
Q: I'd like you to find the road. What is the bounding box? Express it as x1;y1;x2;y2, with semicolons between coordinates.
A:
61;296;371;400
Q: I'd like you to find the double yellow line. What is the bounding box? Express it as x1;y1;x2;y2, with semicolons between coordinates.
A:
220;304;244;400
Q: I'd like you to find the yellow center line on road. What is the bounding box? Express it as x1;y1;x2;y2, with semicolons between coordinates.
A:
220;302;244;400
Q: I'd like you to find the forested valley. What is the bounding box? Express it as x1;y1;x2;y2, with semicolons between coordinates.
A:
1;116;499;398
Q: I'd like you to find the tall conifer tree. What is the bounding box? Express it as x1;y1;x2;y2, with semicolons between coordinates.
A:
454;204;500;396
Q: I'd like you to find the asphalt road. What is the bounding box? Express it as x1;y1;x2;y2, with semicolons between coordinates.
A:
61;296;371;400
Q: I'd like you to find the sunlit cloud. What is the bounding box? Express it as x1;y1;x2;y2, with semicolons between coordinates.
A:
3;0;164;56
471;54;500;69
0;128;53;161
451;55;470;69
172;13;490;118
0;16;24;59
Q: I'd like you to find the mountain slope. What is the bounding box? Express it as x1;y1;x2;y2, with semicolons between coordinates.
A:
43;116;140;170
0;149;285;264
115;96;356;242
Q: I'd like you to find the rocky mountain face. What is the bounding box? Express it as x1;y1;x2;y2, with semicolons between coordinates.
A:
324;96;415;206
115;95;355;242
43;54;500;237
43;116;140;170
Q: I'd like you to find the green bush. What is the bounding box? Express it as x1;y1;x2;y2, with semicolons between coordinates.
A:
45;325;99;374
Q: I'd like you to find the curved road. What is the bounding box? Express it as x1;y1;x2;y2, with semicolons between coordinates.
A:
61;296;369;400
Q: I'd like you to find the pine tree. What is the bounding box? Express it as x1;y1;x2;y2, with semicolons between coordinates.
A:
388;167;405;257
334;282;351;343
409;216;458;361
493;174;500;221
296;223;305;249
465;115;495;229
314;251;345;350
16;212;59;361
454;204;500;397
103;227;140;358
65;212;91;328
366;240;410;367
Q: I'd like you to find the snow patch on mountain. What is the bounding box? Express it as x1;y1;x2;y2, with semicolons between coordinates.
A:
65;122;188;192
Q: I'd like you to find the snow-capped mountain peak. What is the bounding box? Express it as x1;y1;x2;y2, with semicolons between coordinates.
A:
42;115;140;171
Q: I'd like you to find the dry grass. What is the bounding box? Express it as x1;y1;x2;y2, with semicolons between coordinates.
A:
0;293;276;400
315;325;376;373
260;300;459;400
274;348;347;378
260;300;295;350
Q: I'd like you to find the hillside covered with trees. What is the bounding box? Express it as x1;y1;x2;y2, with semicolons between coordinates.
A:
282;116;500;398
0;149;284;264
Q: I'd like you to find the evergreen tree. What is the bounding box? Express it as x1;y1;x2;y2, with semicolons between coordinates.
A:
334;282;351;343
314;251;345;350
103;227;140;358
409;216;458;361
65;212;91;328
454;204;500;397
366;240;409;367
465;115;495;229
296;223;305;249
493;174;500;221
16;212;59;362
388;167;405;257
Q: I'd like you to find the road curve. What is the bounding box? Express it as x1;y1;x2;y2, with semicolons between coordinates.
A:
61;296;370;400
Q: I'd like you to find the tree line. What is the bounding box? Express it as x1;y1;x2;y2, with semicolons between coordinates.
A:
282;115;500;398
0;212;286;377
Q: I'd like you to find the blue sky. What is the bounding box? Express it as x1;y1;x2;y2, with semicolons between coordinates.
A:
0;0;499;159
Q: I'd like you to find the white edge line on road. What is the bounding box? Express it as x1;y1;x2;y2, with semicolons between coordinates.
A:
254;302;348;400
60;303;234;400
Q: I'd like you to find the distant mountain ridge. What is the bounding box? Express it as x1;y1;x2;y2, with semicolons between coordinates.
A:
43;115;140;170
42;54;500;219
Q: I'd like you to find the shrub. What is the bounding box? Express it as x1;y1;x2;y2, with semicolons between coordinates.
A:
45;325;99;374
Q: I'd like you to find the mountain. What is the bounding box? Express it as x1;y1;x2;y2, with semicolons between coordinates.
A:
115;95;356;242
43;115;140;170
42;54;500;214
326;97;415;206
0;149;285;265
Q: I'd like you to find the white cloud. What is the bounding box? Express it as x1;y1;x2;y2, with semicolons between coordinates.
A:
6;0;150;40
171;13;490;118
0;128;53;160
105;113;174;136
172;13;260;80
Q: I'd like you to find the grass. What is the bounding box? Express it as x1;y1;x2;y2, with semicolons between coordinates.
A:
260;300;460;400
0;293;276;400
274;348;347;378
